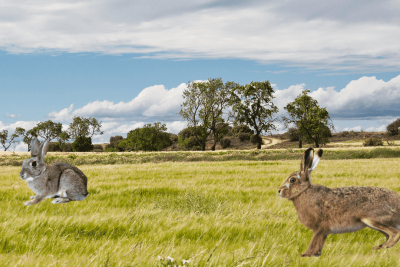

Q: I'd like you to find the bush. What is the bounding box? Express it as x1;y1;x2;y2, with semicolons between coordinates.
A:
63;143;73;152
288;128;299;141
178;128;201;150
169;133;178;143
125;122;171;151
231;125;253;137
104;147;117;152
250;134;262;145
110;135;123;143
363;138;383;146
387;118;400;136
220;137;231;148
238;133;251;142
48;142;62;152
71;136;94;152
93;144;103;152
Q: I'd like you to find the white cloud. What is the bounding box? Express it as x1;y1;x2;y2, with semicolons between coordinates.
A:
5;113;21;118
48;104;74;121
48;84;186;121
0;1;400;71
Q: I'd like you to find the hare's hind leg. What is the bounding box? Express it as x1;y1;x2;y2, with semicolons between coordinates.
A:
58;169;88;202
361;218;400;249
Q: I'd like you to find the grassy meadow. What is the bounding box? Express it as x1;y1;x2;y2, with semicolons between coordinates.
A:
1;158;400;266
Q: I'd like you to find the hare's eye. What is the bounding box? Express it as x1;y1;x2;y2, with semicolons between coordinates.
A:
290;177;296;183
31;161;37;167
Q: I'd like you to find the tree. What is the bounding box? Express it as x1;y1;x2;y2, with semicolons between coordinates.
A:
34;120;63;141
71;136;94;152
387;118;400;136
179;78;232;151
283;89;333;148
231;81;279;149
124;122;171;151
68;116;103;151
0;128;24;151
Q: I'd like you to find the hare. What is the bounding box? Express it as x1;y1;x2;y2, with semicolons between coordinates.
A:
278;148;400;257
19;138;89;205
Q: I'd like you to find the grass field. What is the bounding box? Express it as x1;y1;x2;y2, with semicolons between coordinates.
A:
1;158;400;266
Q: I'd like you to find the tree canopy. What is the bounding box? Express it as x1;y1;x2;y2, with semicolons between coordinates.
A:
179;78;232;151
283;89;333;148
230;81;278;149
124;122;171;151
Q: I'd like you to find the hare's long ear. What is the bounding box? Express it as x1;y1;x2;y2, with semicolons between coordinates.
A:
310;149;323;171
30;138;40;157
300;147;314;181
37;139;50;163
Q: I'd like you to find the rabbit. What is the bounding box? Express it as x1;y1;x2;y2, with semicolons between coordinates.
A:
19;138;89;205
278;147;400;257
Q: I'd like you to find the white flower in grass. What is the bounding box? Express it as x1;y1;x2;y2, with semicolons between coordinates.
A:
158;255;164;260
182;259;190;264
167;256;175;262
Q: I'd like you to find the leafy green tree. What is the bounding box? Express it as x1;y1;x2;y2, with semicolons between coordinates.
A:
231;81;278;149
124;122;171;151
0;128;24;151
68;116;103;152
179;78;232;151
34;120;63;141
283;89;333;148
387;118;400;136
71;136;94;152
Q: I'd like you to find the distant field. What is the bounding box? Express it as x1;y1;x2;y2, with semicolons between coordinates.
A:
1;159;400;266
2;147;400;167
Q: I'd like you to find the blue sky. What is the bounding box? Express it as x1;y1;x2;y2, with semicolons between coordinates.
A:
1;0;400;150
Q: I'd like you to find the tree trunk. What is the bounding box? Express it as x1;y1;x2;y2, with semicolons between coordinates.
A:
201;142;206;151
211;144;216;151
299;139;302;148
257;142;262;149
315;140;319;148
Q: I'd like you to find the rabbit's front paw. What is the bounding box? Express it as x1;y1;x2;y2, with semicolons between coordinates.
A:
24;200;35;205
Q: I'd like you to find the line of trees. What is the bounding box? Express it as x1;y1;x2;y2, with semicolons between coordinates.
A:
1;78;337;152
0;116;103;152
179;78;334;150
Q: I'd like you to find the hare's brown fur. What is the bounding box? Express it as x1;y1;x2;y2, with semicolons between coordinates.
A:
278;148;400;257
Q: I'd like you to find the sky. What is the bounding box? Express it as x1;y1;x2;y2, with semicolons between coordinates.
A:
1;0;400;151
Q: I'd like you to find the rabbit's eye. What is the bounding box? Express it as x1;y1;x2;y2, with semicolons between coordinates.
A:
289;177;296;183
31;161;37;167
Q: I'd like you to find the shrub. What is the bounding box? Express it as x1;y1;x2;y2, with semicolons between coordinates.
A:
48;142;62;152
288;128;299;141
220;137;231;148
250;134;262;145
169;133;178;143
110;135;123;143
125;122;171;151
178;128;201;150
71;136;94;152
363;138;383;147
63;143;73;152
387;118;400;136
93;144;103;152
238;133;251;142
104;147;117;152
231;125;253;137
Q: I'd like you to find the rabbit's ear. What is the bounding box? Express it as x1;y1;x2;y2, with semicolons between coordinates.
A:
37;139;50;163
30;138;40;157
300;147;314;180
310;149;323;171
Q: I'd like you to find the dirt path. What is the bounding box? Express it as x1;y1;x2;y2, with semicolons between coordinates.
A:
261;137;283;149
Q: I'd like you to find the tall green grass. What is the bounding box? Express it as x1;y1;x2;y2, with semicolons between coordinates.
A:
0;159;400;266
1;148;400;166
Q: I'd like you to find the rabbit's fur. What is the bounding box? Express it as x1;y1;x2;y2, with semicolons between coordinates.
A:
19;138;89;205
278;148;400;257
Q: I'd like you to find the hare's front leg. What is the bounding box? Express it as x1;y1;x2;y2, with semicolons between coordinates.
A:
301;228;329;257
25;195;45;205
